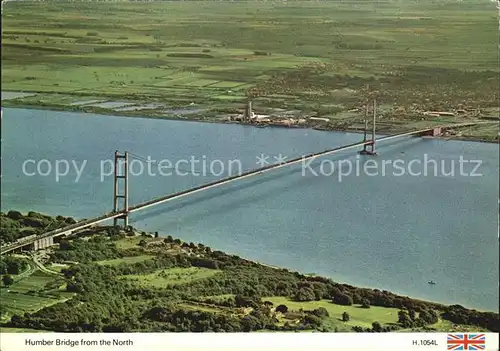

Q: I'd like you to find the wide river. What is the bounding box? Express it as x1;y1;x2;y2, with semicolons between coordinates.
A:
1;108;498;312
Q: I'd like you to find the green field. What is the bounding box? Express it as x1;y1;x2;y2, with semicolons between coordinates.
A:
115;236;146;250
263;297;491;332
178;302;229;314
427;319;489;333
0;327;53;333
121;267;222;288
264;296;400;330
47;263;69;273
1;270;70;317
0;293;64;315
1;0;498;139
96;255;154;266
7;270;56;294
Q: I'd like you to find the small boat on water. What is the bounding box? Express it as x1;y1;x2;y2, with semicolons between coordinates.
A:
428;280;436;285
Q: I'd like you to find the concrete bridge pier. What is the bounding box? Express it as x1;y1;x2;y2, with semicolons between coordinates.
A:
115;212;129;228
33;236;54;250
420;127;442;137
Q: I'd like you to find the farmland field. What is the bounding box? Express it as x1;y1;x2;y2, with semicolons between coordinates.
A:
262;297;490;332
121;267;222;287
1;270;71;318
47;263;70;273
1;0;498;139
0;327;53;333
115;236;146;250
264;296;400;330
96;255;154;266
1;293;63;315
7;270;55;294
1;222;497;333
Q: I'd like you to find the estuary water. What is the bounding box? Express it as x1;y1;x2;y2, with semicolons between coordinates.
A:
1;107;498;312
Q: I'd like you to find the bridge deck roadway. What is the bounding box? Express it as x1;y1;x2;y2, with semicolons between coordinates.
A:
1;127;439;254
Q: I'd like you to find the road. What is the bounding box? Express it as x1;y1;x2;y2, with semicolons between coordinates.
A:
31;255;60;275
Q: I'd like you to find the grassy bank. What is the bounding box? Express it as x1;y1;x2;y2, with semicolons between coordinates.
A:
1;0;498;141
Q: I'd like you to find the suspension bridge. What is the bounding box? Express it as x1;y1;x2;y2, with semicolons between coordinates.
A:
0;107;482;254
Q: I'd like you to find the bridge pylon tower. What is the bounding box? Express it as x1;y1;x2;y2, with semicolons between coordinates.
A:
359;98;377;156
113;150;129;228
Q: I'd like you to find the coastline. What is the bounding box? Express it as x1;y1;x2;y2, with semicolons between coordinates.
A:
2;103;498;145
1;210;499;333
9;210;498;313
2;214;499;315
178;245;496;314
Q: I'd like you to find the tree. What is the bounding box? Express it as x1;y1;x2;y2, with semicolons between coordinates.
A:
419;309;439;325
10;314;24;325
59;239;71;250
0;304;7;318
2;274;14;287
241;315;263;332
7;210;23;220
106;226;120;237
65;217;77;225
333;293;353;306
312;307;329;318
372;321;382;332
235;295;261;309
352;292;362;304
276;304;288;314
428;309;439;324
138;240;147;247
342;312;350;322
361;299;371;308
303;314;322;327
418;310;430;324
0;256;28;275
408;309;416;321
398;310;413;328
165;235;173;243
293;287;316;302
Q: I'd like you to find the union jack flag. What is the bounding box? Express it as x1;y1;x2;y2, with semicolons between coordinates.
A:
447;334;486;350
